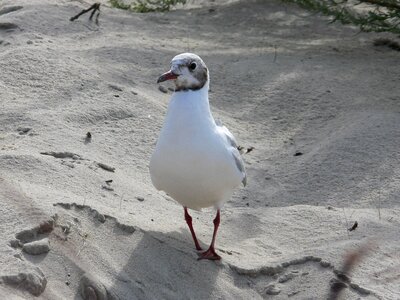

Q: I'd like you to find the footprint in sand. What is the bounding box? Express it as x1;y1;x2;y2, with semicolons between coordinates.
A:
11;219;54;255
0;6;23;34
0;261;47;296
231;255;374;298
2;217;51;296
0;22;18;31
0;6;23;16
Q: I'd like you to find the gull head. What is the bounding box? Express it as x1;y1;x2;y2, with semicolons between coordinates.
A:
157;53;209;91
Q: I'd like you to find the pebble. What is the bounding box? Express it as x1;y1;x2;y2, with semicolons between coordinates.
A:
17;127;32;134
320;260;331;268
158;85;168;93
97;162;115;172
102;184;114;191
278;273;295;283
108;84;123;91
288;290;300;297
265;284;281;295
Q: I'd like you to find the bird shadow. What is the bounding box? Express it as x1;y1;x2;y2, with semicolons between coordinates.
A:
107;229;222;299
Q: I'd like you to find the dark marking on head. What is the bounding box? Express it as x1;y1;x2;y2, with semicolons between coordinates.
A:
169;53;209;92
175;66;208;92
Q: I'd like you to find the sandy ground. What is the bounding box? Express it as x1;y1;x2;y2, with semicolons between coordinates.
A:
0;0;399;299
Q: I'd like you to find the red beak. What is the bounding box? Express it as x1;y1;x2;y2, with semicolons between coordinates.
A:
157;70;178;83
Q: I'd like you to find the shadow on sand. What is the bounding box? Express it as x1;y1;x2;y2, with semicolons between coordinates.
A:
106;229;222;299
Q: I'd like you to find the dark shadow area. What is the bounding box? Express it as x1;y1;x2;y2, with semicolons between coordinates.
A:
107;230;222;299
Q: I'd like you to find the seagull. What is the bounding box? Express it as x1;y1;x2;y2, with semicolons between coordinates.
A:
150;53;246;260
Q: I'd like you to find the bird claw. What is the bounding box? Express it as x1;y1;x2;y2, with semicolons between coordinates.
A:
197;247;221;260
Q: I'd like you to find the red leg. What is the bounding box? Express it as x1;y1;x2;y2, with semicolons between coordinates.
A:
198;209;221;260
184;207;202;251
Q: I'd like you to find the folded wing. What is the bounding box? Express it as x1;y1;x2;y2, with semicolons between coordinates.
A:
216;122;247;187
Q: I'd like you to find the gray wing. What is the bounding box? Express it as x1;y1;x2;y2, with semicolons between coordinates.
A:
217;123;247;187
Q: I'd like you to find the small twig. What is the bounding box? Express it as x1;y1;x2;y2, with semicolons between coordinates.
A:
246;146;255;154
95;11;100;25
89;6;98;20
97;162;116;172
348;221;358;232
70;3;101;22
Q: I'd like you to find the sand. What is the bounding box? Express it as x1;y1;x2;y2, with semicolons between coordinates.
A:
0;0;399;299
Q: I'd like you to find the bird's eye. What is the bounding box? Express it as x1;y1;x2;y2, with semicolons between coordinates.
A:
189;62;197;71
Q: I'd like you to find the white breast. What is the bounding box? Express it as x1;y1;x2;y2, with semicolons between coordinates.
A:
149;87;243;210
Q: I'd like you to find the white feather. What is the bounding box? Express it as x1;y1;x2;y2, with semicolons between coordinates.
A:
150;84;245;210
